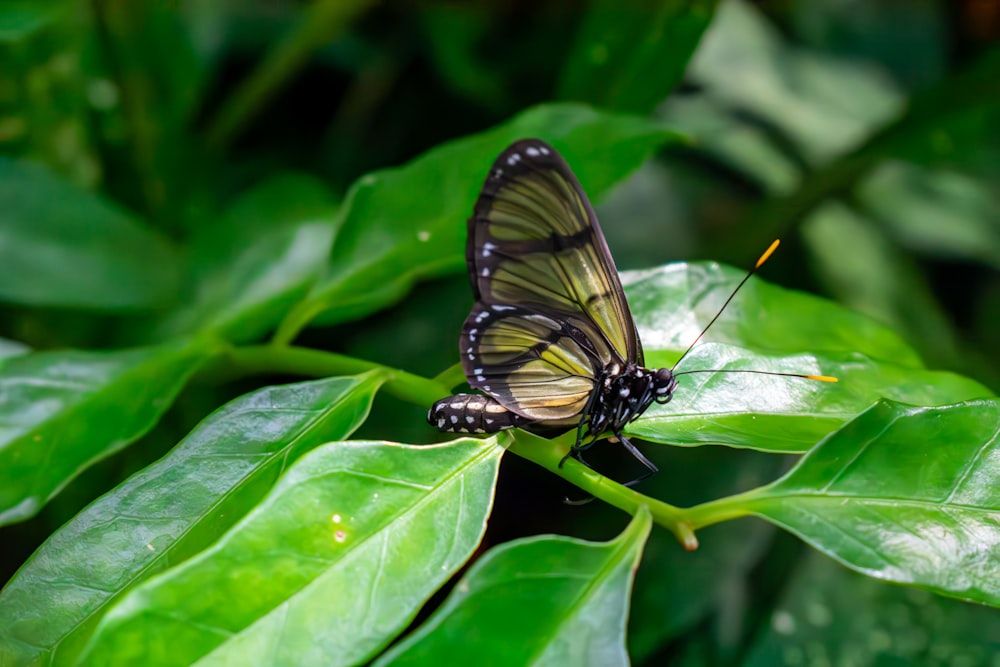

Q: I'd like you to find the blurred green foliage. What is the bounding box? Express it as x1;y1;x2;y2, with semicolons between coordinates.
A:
1;1;999;665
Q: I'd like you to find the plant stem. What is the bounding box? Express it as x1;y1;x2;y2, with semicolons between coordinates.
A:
219;344;450;406
507;430;700;550
214;344;769;547
676;489;759;530
432;362;467;390
205;0;377;149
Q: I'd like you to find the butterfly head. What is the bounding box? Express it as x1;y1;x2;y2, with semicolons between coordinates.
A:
652;367;677;404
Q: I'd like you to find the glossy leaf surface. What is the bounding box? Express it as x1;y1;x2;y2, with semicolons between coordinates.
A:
744;398;1000;606
0;338;30;363
0;157;178;309
621;263;990;453
281;102;679;335
0;373;383;667
79;437;504;666
378;509;651;667
0;341;211;526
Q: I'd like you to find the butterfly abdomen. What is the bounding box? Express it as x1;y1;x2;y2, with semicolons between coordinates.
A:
427;393;533;434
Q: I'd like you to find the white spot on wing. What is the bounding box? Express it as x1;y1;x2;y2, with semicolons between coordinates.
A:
450;415;458;424
526;146;540;157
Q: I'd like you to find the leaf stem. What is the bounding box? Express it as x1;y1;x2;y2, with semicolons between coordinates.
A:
675;489;760;530
432;362;467;391
216;344;450;406
208;344;769;547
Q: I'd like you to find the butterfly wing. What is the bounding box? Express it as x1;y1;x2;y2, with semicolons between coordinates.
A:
461;139;641;424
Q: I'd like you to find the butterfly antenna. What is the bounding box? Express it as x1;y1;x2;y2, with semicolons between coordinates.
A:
674;369;838;382
671;239;781;372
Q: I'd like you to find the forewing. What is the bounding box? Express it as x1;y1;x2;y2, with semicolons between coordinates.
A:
467;139;642;365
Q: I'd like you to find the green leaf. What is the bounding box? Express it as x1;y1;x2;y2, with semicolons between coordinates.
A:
156;174;338;342
744;551;1000;666
802;201;964;371
557;0;718;114
0;340;213;526
377;508;652;667
657;95;802;194
859;162;1000;270
626;448;784;661
620;263;990;453
78;436;504;667
0;157;179;309
276;102;680;341
0;0;68;42
0;373;383;667
743;398;1000;606
685;0;902;164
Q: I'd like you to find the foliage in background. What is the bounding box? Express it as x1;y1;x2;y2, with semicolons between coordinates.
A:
1;1;999;665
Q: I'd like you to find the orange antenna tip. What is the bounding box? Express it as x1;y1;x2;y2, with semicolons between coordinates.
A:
807;375;839;383
755;239;781;269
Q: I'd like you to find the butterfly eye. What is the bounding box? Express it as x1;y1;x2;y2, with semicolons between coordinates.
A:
653;368;676;396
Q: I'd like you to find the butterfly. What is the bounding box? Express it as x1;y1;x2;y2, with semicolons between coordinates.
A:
428;139;834;481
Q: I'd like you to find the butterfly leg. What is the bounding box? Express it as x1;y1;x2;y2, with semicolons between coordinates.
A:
560;434;658;504
559;418;592;468
562;450;598;506
616;432;658;488
559;385;604;469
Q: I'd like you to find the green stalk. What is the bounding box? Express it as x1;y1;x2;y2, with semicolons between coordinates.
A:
676;489;759;530
219;344;449;406
507;430;700;550
211;343;769;547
